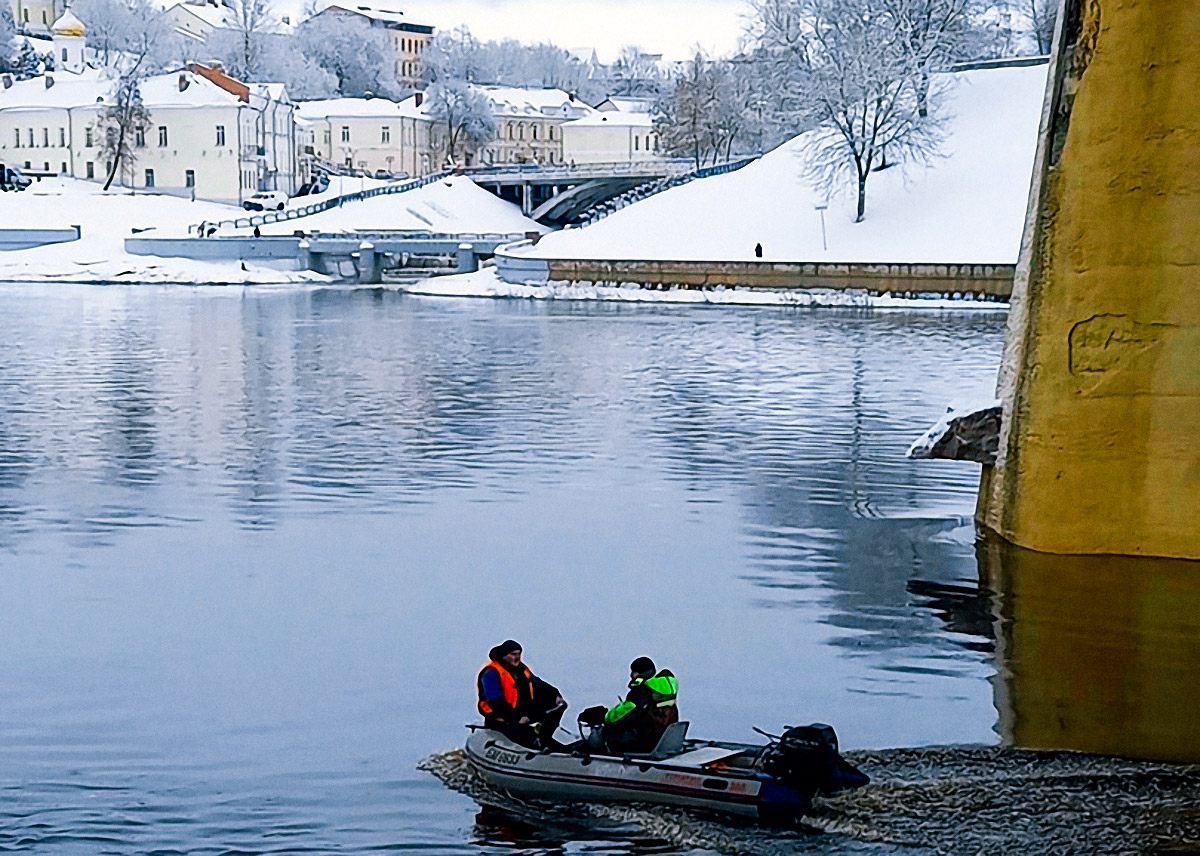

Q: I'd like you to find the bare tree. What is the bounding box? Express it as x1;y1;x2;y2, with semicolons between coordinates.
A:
882;0;980;117
425;79;497;166
1014;0;1056;54
655;53;756;167
755;0;947;222
97;59;153;190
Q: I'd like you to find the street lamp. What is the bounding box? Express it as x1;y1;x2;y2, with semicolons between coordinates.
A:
814;202;828;252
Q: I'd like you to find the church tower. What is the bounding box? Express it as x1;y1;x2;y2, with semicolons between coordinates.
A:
50;7;86;74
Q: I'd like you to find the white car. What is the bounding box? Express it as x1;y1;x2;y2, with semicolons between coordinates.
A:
243;190;288;211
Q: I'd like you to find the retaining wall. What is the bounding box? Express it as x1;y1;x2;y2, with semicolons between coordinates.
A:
0;226;81;251
495;243;1014;298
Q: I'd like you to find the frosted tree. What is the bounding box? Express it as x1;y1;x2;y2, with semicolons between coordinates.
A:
294;12;401;97
424;80;497;166
96;59;153;190
73;0;178;70
655;54;755;167
611;44;663;97
881;0;982;116
752;0;948;221
1012;0;1056;54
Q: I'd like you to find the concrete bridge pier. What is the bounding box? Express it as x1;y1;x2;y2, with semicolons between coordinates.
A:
456;243;479;274
355;241;382;284
979;0;1200;559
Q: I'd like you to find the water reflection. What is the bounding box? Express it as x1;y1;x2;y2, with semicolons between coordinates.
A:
979;535;1200;763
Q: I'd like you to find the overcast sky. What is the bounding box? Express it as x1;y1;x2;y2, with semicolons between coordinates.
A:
303;0;753;62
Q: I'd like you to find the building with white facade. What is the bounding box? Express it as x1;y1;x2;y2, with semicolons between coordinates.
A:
0;18;299;204
475;87;594;166
560;111;660;165
297;95;433;178
9;0;63;35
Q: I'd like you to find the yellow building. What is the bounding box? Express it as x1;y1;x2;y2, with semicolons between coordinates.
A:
561;112;661;165
298;96;434;178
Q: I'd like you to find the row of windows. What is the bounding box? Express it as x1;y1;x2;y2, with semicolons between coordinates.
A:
13;124;228;149
330;124;419;145
505;122;557;142
398;37;425;54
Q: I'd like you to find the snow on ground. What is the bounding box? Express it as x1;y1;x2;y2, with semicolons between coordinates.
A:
239;176;545;237
528;64;1048;265
0;177;325;283
401;267;1009;311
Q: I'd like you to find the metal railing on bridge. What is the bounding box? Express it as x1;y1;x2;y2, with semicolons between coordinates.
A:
462;160;695;182
190;170;453;236
573;156;758;226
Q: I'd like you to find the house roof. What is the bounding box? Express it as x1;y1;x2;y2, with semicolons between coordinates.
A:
0;67;249;111
564;111;654;128
478;86;594;119
311;3;433;33
297;96;428;121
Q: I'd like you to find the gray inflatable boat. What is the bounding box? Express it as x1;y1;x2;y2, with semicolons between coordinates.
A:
464;720;869;823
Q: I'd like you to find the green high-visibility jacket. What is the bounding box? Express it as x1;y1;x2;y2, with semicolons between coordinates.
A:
605;670;678;725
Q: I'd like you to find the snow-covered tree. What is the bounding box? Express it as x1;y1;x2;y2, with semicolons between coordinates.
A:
73;0;178;70
424;79;497;166
294;12;401;97
654;54;756;167
610;44;663;97
1012;0;1056;54
97;60;153;190
753;0;948;221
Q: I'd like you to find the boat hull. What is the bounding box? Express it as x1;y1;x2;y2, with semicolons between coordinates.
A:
465;729;808;820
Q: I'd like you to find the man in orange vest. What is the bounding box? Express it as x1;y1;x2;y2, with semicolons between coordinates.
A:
477;640;567;750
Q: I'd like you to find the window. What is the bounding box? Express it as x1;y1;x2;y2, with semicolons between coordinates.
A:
135;127;145;147
341;126;350;142
216;125;225;146
59;128;65;146
41;127;48;146
60;161;66;173
634;136;639;151
323;129;331;144
85;127;93;147
61;48;67;62
185;169;195;187
144;169;154;187
548;126;554;140
158;126;168;147
26;128;33;147
22;8;27;20
12;129;18;148
532;125;538;140
86;162;94;178
381;126;390;143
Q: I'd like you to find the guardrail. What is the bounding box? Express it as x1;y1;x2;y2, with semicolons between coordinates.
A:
191;170;453;236
463;160;695;182
575;156;758;226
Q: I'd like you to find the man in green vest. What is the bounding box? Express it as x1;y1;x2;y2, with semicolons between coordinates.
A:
602;657;679;754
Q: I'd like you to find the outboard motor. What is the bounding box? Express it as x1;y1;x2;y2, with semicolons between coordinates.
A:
760;724;870;797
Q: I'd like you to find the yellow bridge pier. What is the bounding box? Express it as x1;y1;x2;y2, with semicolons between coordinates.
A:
966;0;1200;764
978;0;1200;558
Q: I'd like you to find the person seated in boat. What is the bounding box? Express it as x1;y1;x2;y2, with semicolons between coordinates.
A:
601;657;679;754
477;639;567;751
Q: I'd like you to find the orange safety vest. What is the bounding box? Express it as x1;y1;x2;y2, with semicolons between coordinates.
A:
477;660;535;718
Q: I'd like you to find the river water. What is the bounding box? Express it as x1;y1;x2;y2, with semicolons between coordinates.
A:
0;284;1190;855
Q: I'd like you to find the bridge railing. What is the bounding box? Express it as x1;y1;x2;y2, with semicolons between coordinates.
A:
190;171;454;236
573;156;758;226
462;159;695;181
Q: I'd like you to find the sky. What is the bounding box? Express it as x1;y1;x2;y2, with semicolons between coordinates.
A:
302;0;752;62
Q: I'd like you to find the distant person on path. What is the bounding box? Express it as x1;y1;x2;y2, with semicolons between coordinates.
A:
253;226;261;238
601;657;679;754
477;640;567;750
755;243;763;258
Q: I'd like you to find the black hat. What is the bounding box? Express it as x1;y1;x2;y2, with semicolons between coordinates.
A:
630;656;655;677
490;639;521;661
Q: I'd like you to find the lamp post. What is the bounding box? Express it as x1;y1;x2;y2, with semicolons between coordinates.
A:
814;202;828;252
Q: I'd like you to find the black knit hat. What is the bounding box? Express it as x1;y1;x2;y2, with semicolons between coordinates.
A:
490;639;522;661
630;656;655;676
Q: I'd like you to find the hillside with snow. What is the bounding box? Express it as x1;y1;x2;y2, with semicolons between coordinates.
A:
244;176;544;236
529;64;1048;265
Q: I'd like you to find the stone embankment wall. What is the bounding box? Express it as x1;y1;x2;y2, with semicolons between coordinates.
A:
0;226;81;251
495;243;1014;298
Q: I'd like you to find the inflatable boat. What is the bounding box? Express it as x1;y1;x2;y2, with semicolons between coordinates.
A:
464;720;869;823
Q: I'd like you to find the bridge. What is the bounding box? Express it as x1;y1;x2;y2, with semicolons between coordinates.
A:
462;160;700;226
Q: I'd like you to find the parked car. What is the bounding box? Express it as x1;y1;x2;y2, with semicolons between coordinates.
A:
243;190;288;211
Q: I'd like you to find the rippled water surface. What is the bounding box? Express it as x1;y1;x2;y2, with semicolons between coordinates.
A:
0;284;1009;854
